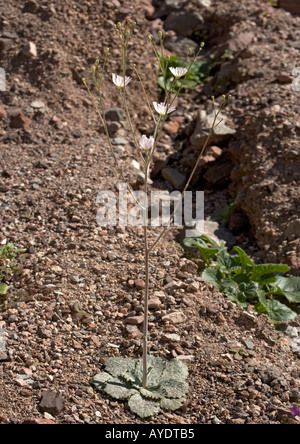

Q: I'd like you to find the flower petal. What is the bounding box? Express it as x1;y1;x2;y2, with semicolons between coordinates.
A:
169;67;188;78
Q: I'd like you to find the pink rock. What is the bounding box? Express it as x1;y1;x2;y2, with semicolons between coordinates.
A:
162;311;186;324
23;417;55;425
125;315;144;325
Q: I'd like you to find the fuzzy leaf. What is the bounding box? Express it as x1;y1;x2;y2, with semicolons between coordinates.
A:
134;356;166;387
159;378;189;399
128;393;160;418
140;387;162;400
92;371;112;390
105;357;137;378
160;397;186;411
103;376;137;400
162;359;189;381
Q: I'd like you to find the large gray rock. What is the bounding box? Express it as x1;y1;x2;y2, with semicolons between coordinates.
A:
164;36;199;54
190;110;236;154
188;220;236;248
164;11;204;37
39;391;65;416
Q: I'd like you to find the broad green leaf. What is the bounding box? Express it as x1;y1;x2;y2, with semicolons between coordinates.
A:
216;249;241;273
202;267;223;287
250;264;290;281
233;246;254;269
273;276;300;303
238;281;259;299
265;300;297;323
183;237;220;265
0;283;9;295
128;393;160;418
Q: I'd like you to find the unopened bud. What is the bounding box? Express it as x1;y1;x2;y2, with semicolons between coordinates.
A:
148;34;153;41
221;94;226;100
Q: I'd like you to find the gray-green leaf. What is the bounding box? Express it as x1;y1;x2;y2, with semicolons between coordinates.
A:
159;379;189;399
93;371;112;390
160;397;186;411
105;357;136;378
103;376;136;400
128;393;160;418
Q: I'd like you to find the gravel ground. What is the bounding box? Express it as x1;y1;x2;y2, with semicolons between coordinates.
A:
0;0;299;424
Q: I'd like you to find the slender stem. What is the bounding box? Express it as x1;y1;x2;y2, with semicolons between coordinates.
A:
149;101;227;253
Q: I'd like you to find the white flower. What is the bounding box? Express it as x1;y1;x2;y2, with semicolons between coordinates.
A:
140;134;154;151
169;67;188;78
153;102;176;116
112;73;132;88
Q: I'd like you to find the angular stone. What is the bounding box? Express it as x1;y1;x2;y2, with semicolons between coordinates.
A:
0;352;8;361
105;108;124;122
125;315;144;325
176;355;195;363
162;167;186;189
190;111;236;153
23;417;55;425
164;36;199;54
148;297;162;309
190;219;236;248
179;259;198;274
37;326;52;339
226;32;255;53
39;391;65;416
161;333;181;342
21;42;37;58
134;279;145;290
10;112;32;130
164;11;204;37
162;311;186;324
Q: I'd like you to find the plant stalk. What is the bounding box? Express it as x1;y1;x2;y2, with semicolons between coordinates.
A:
142;162;150;388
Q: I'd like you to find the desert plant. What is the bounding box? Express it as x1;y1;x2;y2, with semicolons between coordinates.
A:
93;356;189;418
184;234;300;323
0;243;24;297
83;20;230;417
